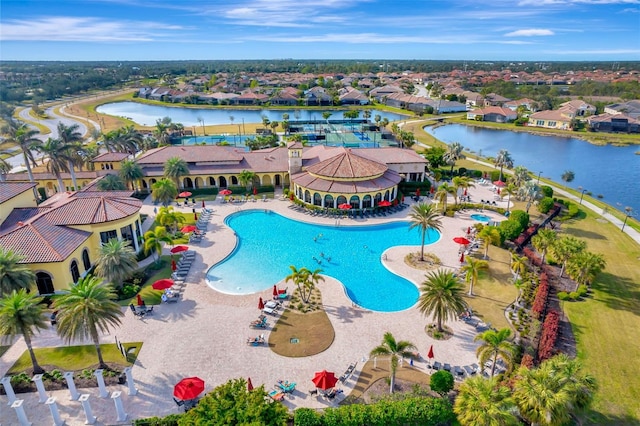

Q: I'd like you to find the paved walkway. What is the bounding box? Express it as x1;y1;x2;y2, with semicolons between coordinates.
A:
0;186;509;425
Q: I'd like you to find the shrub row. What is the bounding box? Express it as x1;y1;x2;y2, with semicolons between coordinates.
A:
532;278;549;319
538;310;560;361
521;247;542;268
557;285;589;301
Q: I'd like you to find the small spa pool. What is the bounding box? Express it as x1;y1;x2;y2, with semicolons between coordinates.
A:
470;213;491;222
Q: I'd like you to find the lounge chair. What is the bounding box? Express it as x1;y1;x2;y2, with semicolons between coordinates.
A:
276;380;296;393
432;361;442;370
268;389;285;401
262;307;277;315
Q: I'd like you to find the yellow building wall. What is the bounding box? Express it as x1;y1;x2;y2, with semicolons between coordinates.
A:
0;188;37;224
95;161;122;171
293;184;398;208
140;172;289;191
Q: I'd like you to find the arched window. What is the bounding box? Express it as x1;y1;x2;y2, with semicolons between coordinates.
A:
313;193;322;206
374;193;382;203
208;177;216;186
219;176;227;187
304;190;311;203
362;195;372;208
36;272;54;295
336;195;347;205
324;194;334;208
384;190;390;201
231;176;238;185
349;195;360;208
82;249;91;271
70;260;80;283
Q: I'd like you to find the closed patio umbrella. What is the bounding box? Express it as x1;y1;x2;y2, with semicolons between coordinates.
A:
247;377;254;391
258;297;265;310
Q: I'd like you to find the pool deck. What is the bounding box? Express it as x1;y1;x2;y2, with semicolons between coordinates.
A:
0;183;509;425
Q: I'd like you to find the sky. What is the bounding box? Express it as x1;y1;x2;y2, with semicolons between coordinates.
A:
1;0;639;61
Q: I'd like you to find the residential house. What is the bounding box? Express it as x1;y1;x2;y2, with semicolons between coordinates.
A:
527;109;572;130
483;93;512;107
559;99;596;116
270;87;299;106
467;107;517;123
304;87;333;106
587;113;639;133
503;98;537;112
233;91;269;106
338;87;369;105
604;100;640;119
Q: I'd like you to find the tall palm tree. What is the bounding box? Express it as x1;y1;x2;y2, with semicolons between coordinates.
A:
369;332;416;394
152;178;178;206
238;170;257;191
518;181;542;213
0;290;48;374
35;137;71;192
119;159;143;192
115;125;142;154
511;165;530;188
510;252;528;282
156;206;185;235
460;257;489;296
531;229;557;265
54;275;123;369
494;149;513;183
443;142;465;176
143;226;172;264
566;251;606;291
550;236;586;278
57;122;84;190
475;328;517;377
97;174;127;191
0;247;35;295
418;270;468;332
285;266;322;303
408;203;443;261
454;376;519;426
452;176;475;204
164;156;189;189
477;226;501;259
154;118;172;145
501;183;518;213
0;120;41;182
94;239;138;289
434;182;455;212
545;353;597;412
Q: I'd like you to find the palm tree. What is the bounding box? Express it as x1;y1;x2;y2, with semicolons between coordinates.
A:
54;275;123;369
0;120;41;182
116;126;142;154
35;138;71;192
408;203;443;261
443;142;465;176
94;239;137;289
475;328;517;377
512;165;530;188
164;156;189;188
285;266;322;303
0;247;35;295
561;170;575;184
550;236;586;278
0;290;48;374
238;170;257;191
545;353;597;412
97;174;127;191
156;206;185;235
460;257;489;296
531;229;557;265
143;226;172;264
369;332;416;394
152;178;178;206
477;226;501;259
418;270;468;332
510;252;528;282
304;268;325;303
434;182;455;212
454;376;519;426
119;159;143;192
494;149;513;183
566;251;606;291
452;176;475;204
501;183;518;213
57;122;84;190
518;181;542;213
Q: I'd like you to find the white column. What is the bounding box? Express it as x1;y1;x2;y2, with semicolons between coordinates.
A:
63;372;79;401
32;374;48;403
78;394;96;425
1;376;17;405
93;369;109;398
45;397;65;426
123;367;137;396
374;357;377;369
111;391;128;422
11;399;31;426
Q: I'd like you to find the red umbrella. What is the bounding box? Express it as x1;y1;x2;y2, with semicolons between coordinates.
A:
170;245;189;254
174;377;205;401
152;279;174;290
220;189;232;196
171;259;177;271
467;227;471;235
247;377;254;391
178;191;192;198
460;253;465;263
378;200;392;207
416;188;421;197
430;186;435;194
493;180;506;187
401;195;405;202
427;345;434;360
497;188;501;195
194;212;198;221
463;188;467;196
393;198;398;206
453;237;471;245
253;187;258;195
202;200;206;208
258;297;265;310
136;294;143;306
338;203;352;210
181;225;197;233
273;285;278;298
312;370;338;390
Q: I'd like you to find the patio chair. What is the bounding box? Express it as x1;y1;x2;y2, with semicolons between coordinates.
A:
263;306;277;316
432;361;442;370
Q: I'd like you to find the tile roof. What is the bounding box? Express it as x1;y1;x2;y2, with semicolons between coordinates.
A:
44;195;142;226
305;148;387;179
136;146;244;165
92;152;130;162
292;169;402;194
0;182;36;204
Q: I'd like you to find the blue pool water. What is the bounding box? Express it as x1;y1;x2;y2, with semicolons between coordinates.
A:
470;214;491;222
205;210;440;312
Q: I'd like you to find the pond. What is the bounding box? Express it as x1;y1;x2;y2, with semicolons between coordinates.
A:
424;124;640;214
96;101;409;127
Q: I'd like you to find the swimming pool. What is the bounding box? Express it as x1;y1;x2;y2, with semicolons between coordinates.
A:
470;214;491;222
205;210;440;312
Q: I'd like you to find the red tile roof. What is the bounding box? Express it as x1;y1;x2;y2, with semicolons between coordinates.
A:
305;148;387;179
92;152;130;162
0;182;36;204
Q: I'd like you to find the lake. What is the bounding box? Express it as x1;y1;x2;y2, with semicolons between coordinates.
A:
96;102;408;127
424;124;640;214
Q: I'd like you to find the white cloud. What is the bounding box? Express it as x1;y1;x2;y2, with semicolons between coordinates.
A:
0;16;185;42
505;29;555;36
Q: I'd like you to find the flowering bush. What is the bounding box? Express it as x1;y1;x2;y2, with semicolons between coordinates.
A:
538;310;560;361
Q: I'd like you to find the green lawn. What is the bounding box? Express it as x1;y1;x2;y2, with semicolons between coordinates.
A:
119;255;174;306
8;342;142;373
